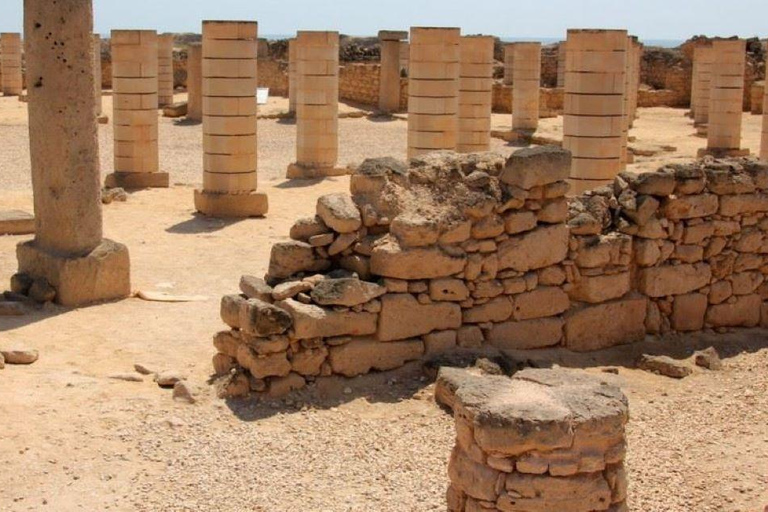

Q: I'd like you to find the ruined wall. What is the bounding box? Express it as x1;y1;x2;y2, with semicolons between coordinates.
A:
338;63;380;106
210;149;768;397
259;58;289;96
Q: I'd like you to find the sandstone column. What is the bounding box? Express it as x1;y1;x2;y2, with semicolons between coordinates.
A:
620;36;632;168
106;30;168;189
287;31;343;178
378;30;408;114
93;34;104;118
288;38;297;114
1;33;23;96
512;42;541;133
195;20;268;217
157;33;174;107
407;27;460;158
186;43;202;121
628;38;642;128
692;44;714;128
556;41;566;88
457;35;494;153
563;29;628;194
761;53;768;162
699;39;749;158
503;43;514;85
17;0;130;307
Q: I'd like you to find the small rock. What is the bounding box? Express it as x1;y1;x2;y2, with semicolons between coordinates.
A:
601;367;620;375
10;273;33;295
637;354;692;379
694;347;722;370
310;278;386;307
28;278;56;303
172;381;197;404
0;347;39;365
271;280;313;301
155;371;186;388
239;275;274;302
101;187;127;204
0;301;27;316
109;373;143;382
134;363;155;375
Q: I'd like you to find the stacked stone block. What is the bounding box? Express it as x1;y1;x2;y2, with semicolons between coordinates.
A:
195;20;268;217
157;34;175;107
93;35;103;116
457;36;494;153
287;31;343;178
503;44;514;86
700;39;749;158
692;44;714;127
107;30;169;189
1;33;23;96
379;30;408;114
512;42;541;132
407;27;461;158
439;367;629;512
186;43;202;121
627;37;642;128
563;29;628;195
556;41;566;88
288;38;297;114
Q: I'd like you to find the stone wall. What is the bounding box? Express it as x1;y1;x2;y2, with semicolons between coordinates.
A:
338;63;380;106
492;84;563;116
210;149;768;397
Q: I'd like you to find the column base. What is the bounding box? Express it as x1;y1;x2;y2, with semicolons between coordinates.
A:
696;148;751;159
567;178;613;196
105;171;170;189
194;190;269;218
16;238;131;307
286;163;351;179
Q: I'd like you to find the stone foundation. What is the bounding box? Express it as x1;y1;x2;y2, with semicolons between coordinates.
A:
437;367;628;512
193;190;269;218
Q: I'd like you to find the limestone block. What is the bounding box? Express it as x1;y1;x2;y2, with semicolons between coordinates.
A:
316;193;362;233
220;294;245;328
448;447;500;502
568;272;630;304
290;216;329;241
424;330;458;355
310;278;386;307
370;236;467;279
430;278;471;301
499;472;613;512
671;293;708;331
487;318;564;350
390;213;440;247
512;287;570;320
498;225;569;272
718;194;768;216
564;296;647;351
277;299;378;339
290;346;328;376
378;293;462;341
239;298;293;336
637;263;711;297
328;338;424;377
268;241;329;280
504;211;537;235
705;294;761;327
662;194;718;220
236;345;291;379
463;296;514;323
500;147;572;189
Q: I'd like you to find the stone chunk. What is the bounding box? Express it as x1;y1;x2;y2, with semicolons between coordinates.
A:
487;318;563;350
328;338;424;377
513;287;570;320
718;194;768;216
705;294;761;327
154;371;186;388
239;275;273;302
671;293;708;331
500;146;571;189
565;296;647;351
498;225;569;272
220;294;246;328
0;346;39;365
268;241;328;280
310;278;386;307
277;299;378;339
378;293;462;341
694;347;722;370
620;169;676;196
662;194;718;220
638;355;692;379
504;211;537;235
271;280;313;301
239;298;293;336
499;472;613;512
430;278;470;301
289;216;329;241
390;213;439;247
316;193;362;233
463;296;514;323
448;447;500;502
236;345;291;379
370;236;466;279
568;272;630;304
637;263;711;298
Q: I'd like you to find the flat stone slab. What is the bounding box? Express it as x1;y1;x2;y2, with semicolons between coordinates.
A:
0;210;35;235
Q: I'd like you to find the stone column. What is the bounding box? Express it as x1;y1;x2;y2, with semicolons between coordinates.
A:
157;33;174;107
288;38;297;114
457;36;494;153
16;0;130;307
556;41;566;88
93;34;104;117
195;20;267;217
699;39;749;158
563;29;628;195
620;36;631;168
407;27;460;158
692;44;714;129
512;42;541;133
400;42;410;75
1;33;23;96
287;31;343;178
106;30;168;189
503;43;514;86
186;43;202;121
378;30;408;114
760;53;768;162
628;38;642;128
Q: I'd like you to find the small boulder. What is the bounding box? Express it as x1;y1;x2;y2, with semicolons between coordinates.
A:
268;241;329;280
10;273;33;295
637;355;692;379
316;193;362;233
28;278;56;303
155;371;186;388
239;298;293;336
0;347;39;365
271;280;313;301
694;347;722;370
310;278;386;307
239;275;273;302
134;363;155;375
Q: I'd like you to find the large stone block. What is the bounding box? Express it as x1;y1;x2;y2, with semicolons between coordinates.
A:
718;194;768;216
662;194;718;220
316;193;362;233
637;263;711;298
499;472;613;512
487;317;564;350
276;299;378;339
498;225;569;272
500;146;571;189
463;296;514;323
512;286;570;320
378;293;462;341
328;338;424;377
564;296;647;352
370;236;467;279
568;272;630;304
671;293;708;331
705;294;761;328
268;241;329;280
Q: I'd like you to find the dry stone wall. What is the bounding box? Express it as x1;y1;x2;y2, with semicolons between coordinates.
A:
211;148;768;397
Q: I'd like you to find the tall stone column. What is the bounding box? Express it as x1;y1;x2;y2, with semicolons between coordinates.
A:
699;39;749;158
620;36;632;168
556;41;566;88
457;35;493;153
287;31;344;178
195;20;268;217
17;0;130;307
512;42;541;133
378;30;408;114
158;33;175;107
93;35;103;116
407;27;460;158
1;33;23;96
563;29;628;195
106;30;168;189
186;43;202;121
628;37;642;128
288;38;297;114
503;43;514;85
762;52;768;161
692;44;714;128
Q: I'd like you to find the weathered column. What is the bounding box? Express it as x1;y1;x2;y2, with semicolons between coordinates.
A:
457;35;493;153
620;36;632;168
556;41;566;88
186;43;202;121
16;0;130;307
628;37;642;128
379;30;408;114
157;33;174;107
512;42;541;133
106;30;168;189
92;34;103;117
1;33;23;96
692;44;714;128
287;31;343;178
563;29;628;194
760;53;768;162
195;20;267;217
699;39;749;158
407;27;460;158
288;38;297;114
503;43;514;85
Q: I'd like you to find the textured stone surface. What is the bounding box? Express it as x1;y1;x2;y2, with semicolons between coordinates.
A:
378;293;462;341
565;296;647;351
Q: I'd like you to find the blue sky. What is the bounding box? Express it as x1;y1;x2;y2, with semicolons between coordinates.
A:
0;0;765;42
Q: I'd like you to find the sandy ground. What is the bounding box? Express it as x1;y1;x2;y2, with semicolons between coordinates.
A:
0;93;767;511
